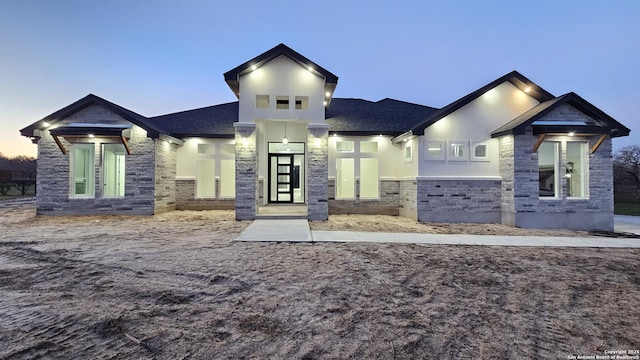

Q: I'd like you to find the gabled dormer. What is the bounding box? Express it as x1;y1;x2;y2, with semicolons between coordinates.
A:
223;44;338;124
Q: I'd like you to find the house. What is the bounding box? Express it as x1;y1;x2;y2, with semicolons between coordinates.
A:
20;44;630;231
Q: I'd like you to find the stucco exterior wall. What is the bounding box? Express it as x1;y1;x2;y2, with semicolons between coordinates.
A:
420;81;540;178
35;105;156;215
238;55;326;124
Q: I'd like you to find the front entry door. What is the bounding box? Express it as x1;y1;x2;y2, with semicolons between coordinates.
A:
269;154;294;203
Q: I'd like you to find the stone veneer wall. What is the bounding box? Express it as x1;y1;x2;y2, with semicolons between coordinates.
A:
307;125;329;221
175;179;235;210
417;179;502;223
234;123;258;220
154;140;177;213
399;179;418;220
328;179;400;216
36;105;156;215
500;125;614;231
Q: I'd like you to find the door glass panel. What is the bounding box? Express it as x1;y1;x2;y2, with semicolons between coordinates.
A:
278;165;289;173
278;157;290;164
278;175;289;182
278;194;291;201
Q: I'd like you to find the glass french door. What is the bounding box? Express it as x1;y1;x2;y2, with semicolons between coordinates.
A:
269;154;294;203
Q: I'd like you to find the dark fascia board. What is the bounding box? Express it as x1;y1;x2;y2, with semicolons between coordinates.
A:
410;71;555;134
50;126;130;137
223;43;339;99
531;125;612;136
20;94;166;138
328;131;404;137
491;92;630;138
170;133;235;139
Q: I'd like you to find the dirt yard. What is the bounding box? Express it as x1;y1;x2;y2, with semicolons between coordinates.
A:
1;200;639;359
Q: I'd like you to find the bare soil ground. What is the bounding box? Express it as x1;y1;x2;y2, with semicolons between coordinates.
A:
1;200;639;359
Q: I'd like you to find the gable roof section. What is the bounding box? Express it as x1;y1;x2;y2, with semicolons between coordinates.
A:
326;98;439;135
20;94;167;138
491;92;630;138
223;43;339;100
410;71;555;134
148;102;238;138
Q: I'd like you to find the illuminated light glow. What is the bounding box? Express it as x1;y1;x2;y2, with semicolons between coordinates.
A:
282;136;289;145
333;133;337;137
88;134;95;138
568;132;575;137
325;91;331;97
250;64;257;71
308;66;313;72
524;86;532;93
314;138;321;147
403;139;408;142
242;137;248;146
323;101;327;106
43;122;50;127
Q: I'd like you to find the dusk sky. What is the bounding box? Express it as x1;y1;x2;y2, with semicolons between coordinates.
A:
1;0;638;158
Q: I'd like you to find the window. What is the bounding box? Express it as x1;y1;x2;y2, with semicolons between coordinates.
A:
276;96;289;109
196;159;216;198
102;144;126;197
295;96;308;110
471;142;489;161
361;141;378;153
72;144;95;197
448;140;467;161
336;158;355;199
256;95;269;109
197;143;215;154
220;159;235;198
336;141;354;153
404;141;413;162
425;140;445;160
566;142;586;198
360;158;379;198
538;142;559;198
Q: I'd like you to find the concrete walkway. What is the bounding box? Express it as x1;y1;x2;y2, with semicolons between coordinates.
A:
235;219;312;242
236;217;640;248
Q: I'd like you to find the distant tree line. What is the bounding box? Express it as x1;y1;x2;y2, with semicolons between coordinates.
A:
614;145;640;203
0;153;36;172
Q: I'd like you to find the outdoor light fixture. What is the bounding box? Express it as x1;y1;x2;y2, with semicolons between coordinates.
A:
250;64;257;71
568;132;575;137
524;86;532;93
325;91;331;97
88;134;95;138
42;122;50;128
282;123;289;145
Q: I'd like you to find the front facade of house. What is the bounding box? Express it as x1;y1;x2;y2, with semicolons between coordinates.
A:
20;44;630;230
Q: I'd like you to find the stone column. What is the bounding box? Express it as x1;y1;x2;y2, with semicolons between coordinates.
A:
307;124;329;221
234;122;258;220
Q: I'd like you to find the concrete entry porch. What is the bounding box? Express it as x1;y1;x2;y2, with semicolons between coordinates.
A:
256;204;308;219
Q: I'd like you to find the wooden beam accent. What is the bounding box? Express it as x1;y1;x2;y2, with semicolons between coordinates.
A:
590;134;607;154
120;135;131;155
532;134;547;153
52;135;66;155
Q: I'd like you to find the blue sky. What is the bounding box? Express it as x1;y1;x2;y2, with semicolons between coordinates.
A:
1;0;638;158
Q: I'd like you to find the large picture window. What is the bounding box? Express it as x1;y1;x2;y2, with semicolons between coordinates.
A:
538;142;559;198
72;144;95;197
102;144;126;197
566;142;586;198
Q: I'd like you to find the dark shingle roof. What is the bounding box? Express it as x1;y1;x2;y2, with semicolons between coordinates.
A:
326;98;438;135
148;102;238;138
491;92;630;138
20;94;167;138
410;71;555;134
223;43;338;103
